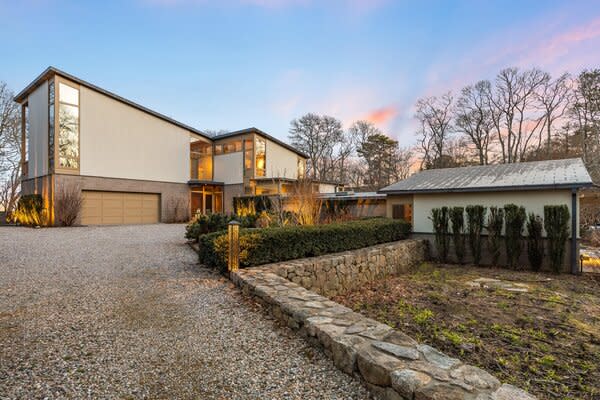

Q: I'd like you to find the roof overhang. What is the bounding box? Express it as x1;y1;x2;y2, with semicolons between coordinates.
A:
378;182;595;195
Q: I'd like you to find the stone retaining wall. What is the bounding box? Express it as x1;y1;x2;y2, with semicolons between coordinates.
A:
267;239;428;297
231;243;536;400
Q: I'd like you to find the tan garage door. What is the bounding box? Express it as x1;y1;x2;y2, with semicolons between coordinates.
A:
81;191;160;225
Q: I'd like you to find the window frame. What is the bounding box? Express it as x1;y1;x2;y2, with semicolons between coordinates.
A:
54;76;80;175
255;136;267;177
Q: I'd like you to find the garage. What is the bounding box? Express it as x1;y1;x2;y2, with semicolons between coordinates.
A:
81;191;160;225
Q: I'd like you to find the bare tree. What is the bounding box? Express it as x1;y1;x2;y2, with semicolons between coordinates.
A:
288;113;345;181
570;69;600;181
488;68;549;163
415;92;454;169
0;81;21;220
536;72;572;157
455;81;494;165
391;147;413;182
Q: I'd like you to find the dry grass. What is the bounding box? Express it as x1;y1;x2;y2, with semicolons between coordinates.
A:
335;264;600;400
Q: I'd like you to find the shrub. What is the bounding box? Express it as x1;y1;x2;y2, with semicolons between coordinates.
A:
14;194;48;227
526;213;544;272
544;205;570;273
54;183;82;226
466;205;486;265
185;213;256;242
487;207;504;265
504;204;527;269
449;207;466;264
430;207;450;263
198;218;412;272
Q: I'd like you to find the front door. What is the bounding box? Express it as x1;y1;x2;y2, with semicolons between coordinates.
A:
190;185;223;216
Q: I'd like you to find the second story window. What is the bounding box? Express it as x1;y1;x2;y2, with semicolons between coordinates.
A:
48;79;55;171
244;139;253;175
255;137;266;177
297;158;305;178
58;82;79;169
21;103;29;176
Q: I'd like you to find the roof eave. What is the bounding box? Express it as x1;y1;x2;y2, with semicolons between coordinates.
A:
379;182;595;195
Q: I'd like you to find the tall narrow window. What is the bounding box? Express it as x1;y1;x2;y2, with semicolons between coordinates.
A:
297;158;305;178
48;80;55;171
244;138;253;176
58;82;79;169
22;103;29;176
255;137;266;177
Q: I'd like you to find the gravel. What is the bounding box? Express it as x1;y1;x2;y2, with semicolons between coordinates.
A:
0;224;371;399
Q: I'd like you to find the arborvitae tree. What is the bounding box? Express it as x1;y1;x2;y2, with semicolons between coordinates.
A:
449;207;466;263
504;204;527;269
487;207;504;265
466;205;486;265
430;207;450;263
544;205;570;273
526;213;544;272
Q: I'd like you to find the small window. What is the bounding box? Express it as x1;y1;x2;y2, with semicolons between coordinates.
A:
214;144;223;155
392;204;412;222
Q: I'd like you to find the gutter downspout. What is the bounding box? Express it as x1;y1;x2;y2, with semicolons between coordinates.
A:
571;188;579;275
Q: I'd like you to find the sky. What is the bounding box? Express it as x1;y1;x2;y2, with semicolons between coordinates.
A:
2;0;600;146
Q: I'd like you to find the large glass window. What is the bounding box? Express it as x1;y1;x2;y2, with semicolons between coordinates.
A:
255;137;266;177
48;80;55;171
190;139;212;180
58;82;79;169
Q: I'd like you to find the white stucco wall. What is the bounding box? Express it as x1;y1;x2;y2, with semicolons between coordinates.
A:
213;152;244;184
265;139;299;179
79;85;194;183
27;81;48;179
319;183;337;194
410;190;578;236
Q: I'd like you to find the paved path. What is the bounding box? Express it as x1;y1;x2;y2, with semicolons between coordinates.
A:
0;224;369;399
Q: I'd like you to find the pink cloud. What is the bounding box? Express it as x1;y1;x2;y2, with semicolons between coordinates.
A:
364;106;398;125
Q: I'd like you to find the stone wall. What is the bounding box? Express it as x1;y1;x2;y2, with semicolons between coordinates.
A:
267;239;427;297
231;242;536;400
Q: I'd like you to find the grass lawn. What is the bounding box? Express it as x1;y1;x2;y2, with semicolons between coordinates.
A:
334;263;600;400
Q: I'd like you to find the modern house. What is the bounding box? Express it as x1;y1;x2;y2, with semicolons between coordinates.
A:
380;158;594;273
14;67;338;225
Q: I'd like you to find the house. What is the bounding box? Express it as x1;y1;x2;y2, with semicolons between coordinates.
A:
379;158;595;273
14;67;335;225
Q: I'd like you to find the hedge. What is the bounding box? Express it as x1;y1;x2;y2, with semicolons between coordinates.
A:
198;218;412;272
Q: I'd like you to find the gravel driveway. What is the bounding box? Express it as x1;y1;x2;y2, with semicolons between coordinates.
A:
0;224;369;399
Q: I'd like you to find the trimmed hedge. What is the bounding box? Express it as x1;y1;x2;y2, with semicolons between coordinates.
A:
198;218;412;272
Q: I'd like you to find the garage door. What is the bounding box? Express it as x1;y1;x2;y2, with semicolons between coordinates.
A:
81;191;160;225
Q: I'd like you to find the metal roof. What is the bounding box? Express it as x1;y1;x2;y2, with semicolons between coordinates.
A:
319;191;386;200
379;158;594;194
213;127;308;159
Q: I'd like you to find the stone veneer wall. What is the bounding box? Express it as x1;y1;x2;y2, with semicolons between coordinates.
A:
231;241;536;400
268;239;427;297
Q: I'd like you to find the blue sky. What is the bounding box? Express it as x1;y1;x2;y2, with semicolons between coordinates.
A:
2;0;600;145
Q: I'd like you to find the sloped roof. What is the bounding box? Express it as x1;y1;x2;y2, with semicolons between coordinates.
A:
379;158;593;194
14;66;212;140
213;127;308;159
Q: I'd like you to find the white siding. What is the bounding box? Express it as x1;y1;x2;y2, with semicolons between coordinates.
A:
411;190;578;236
27;82;48;178
265;139;299;179
79;85;192;183
213;152;244;184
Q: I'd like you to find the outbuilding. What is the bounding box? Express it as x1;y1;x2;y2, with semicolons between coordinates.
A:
379;158;594;273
